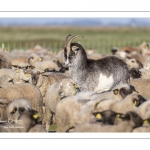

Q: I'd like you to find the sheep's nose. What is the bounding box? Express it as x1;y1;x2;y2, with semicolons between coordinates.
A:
19;107;25;113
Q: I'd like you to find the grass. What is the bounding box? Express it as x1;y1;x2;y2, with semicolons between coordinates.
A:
0;26;150;54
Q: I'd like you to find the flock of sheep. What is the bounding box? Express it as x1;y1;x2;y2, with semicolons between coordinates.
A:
1;34;150;132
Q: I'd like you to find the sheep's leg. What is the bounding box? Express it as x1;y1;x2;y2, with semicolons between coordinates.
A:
45;105;52;132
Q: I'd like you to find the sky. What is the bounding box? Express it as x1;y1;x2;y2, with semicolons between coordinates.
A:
0;18;150;26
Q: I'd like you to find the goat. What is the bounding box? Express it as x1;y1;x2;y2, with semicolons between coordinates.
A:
62;35;130;93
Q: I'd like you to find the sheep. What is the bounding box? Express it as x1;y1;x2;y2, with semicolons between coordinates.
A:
94;93;147;114
43;78;80;131
28;53;59;71
133;118;150;132
0;109;46;132
125;57;143;69
0;54;12;69
29;69;69;104
130;79;150;99
92;82;133;102
6;99;32;122
62;35;130;93
0;83;43;122
0;75;13;86
73;111;143;132
136;100;150;120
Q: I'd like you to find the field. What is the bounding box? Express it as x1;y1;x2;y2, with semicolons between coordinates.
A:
0;26;150;54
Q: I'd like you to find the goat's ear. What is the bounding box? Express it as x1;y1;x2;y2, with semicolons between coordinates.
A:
72;45;80;52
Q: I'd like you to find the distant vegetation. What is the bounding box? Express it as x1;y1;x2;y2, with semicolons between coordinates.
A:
1;26;150;54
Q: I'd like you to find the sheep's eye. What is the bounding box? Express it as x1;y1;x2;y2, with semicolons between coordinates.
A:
113;89;119;95
10;107;17;114
96;113;102;119
131;61;135;63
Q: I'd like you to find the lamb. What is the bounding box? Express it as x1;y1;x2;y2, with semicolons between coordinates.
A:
73;111;143;132
29;69;69;104
0;54;12;69
62;35;130;93
0;83;43;122
130;79;150;99
43;78;80;131
0;109;46;132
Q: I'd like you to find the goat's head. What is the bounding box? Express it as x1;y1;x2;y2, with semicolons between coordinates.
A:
63;35;84;67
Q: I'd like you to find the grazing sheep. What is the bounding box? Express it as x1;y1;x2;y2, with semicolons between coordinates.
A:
63;35;130;93
44;78;80;131
0;83;43;122
130;79;150;99
73;111;143;132
0;54;12;69
29;69;68;103
0;109;45;132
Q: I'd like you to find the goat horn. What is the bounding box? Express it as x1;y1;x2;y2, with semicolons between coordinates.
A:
66;35;84;52
61;34;72;53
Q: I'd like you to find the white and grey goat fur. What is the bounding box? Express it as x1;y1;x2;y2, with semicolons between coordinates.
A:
63;35;130;93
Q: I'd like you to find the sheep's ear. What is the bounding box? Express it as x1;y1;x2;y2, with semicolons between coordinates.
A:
0;99;10;108
39;57;43;61
28;66;35;69
12;65;18;68
92;112;102;119
58;82;63;90
113;89;119;95
32;110;39;120
143;120;149;126
120;88;132;99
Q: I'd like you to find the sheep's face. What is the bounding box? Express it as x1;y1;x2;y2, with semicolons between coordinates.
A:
122;111;143;128
93;110;124;125
0;75;13;85
7;99;31;123
132;94;147;107
113;86;133;99
126;58;143;69
58;79;80;99
28;54;42;65
30;70;41;85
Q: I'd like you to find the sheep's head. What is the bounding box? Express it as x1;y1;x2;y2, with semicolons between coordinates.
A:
58;78;80;99
63;35;84;67
92;110;124;125
6;99;31;123
29;69;41;85
121;111;143;128
132;94;147;107
129;68;142;79
0;75;13;85
28;53;43;66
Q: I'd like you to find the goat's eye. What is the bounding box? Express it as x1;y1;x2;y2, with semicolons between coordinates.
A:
10;108;17;114
113;89;119;95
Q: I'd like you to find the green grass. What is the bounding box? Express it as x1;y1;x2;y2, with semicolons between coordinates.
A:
1;26;150;54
